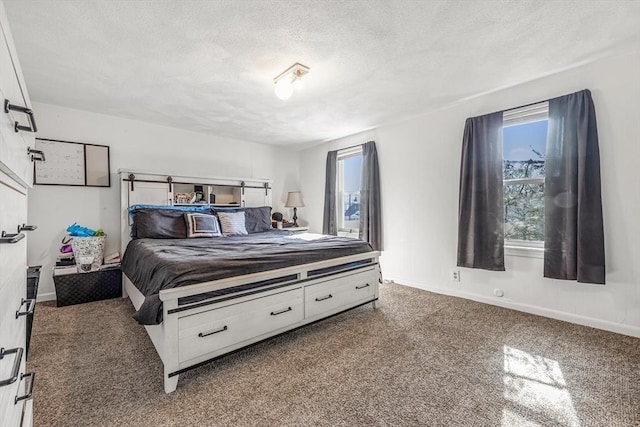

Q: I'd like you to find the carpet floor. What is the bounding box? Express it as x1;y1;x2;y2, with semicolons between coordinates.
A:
28;283;639;427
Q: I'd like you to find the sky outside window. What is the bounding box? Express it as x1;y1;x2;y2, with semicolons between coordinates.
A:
503;120;548;178
343;155;362;192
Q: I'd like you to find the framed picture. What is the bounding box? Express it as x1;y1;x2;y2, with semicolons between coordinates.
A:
34;138;110;187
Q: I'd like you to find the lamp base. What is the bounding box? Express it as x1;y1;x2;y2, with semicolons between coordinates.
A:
292;207;298;227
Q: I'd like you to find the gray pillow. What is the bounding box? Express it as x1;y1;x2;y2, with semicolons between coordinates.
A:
133;208;212;239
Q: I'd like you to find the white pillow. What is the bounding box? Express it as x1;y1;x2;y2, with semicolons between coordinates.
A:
217;211;248;236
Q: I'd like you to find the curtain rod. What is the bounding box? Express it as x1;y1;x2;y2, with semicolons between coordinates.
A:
476;98;550;119
482;89;588;117
332;140;374;153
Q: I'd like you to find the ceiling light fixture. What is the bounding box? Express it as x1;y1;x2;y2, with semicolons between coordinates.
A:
273;62;310;100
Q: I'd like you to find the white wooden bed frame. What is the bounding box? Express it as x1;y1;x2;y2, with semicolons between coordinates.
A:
119;171;380;393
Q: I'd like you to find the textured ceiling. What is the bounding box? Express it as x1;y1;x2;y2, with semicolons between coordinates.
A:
4;0;640;146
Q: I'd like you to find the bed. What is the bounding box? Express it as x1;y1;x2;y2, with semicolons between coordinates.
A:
119;171;380;393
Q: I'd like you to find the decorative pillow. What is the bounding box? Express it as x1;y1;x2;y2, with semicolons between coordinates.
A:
129;205;212;239
212;206;272;234
217;211;248;236
184;213;222;238
131;208;190;239
243;206;272;233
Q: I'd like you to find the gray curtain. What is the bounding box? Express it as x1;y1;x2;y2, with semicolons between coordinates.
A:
359;141;383;251
322;150;338;235
457;111;505;271
544;89;605;284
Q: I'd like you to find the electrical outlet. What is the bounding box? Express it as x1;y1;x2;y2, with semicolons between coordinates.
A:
451;269;460;282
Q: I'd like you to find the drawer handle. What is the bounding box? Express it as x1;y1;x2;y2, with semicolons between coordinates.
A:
14;372;35;404
315;294;333;302
0;347;24;387
16;298;36;319
270;307;292;316
18;224;38;232
355;283;370;290
4;99;38;133
27;147;45;162
0;231;25;244
198;325;228;338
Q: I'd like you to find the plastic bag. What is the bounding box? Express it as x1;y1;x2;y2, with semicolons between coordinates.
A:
66;223;96;237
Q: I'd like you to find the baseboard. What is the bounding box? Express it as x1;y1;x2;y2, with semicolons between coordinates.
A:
388;277;640;338
36;292;56;303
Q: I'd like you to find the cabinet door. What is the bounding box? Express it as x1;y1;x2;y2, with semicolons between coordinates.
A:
0;277;27;427
0;172;28;427
0;6;34;188
242;187;271;207
127;181;172;206
0;171;27;293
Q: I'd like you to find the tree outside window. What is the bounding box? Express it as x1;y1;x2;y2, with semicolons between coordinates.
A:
503;104;548;243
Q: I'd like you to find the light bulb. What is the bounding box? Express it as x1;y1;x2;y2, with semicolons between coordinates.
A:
274;79;293;100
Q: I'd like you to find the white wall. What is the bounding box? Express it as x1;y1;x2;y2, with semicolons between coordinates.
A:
28;102;299;300
299;50;640;337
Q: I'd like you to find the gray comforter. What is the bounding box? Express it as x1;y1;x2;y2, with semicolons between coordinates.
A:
121;231;373;324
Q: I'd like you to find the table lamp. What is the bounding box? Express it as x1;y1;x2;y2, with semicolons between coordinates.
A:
285;191;305;227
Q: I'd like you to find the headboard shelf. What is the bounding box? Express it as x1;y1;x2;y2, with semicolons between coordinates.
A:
119;170;273;253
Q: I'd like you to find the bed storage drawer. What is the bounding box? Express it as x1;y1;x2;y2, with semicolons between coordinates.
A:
304;268;377;319
178;287;304;363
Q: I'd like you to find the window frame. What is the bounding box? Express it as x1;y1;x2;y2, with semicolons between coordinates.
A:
336;146;363;234
502;101;548;256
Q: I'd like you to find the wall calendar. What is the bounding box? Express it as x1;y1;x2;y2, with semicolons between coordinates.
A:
34;138;110;187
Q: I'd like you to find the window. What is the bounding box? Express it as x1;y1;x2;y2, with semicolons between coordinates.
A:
503;102;548;248
337;146;363;236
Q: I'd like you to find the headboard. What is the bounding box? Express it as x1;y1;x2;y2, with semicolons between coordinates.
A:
119;169;273;254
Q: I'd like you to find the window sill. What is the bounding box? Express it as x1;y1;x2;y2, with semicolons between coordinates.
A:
504;245;544;259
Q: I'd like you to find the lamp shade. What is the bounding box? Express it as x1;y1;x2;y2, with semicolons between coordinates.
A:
285;191;305;207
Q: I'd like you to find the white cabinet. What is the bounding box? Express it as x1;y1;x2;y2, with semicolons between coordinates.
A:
0;2;35;425
0;173;31;427
0;2;35;188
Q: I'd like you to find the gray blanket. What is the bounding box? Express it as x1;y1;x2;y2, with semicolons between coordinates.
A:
121;231;373;324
